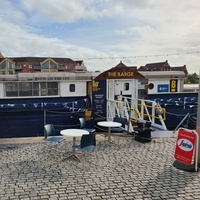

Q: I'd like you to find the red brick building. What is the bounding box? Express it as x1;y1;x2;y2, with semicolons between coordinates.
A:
0;52;86;74
138;60;188;76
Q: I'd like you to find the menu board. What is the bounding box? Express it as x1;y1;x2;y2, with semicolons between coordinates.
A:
92;80;106;118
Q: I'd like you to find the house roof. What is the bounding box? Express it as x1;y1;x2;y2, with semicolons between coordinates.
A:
139;71;186;78
8;57;77;65
11;57;46;62
0;57;15;64
171;66;188;76
171;66;186;71
139;60;170;71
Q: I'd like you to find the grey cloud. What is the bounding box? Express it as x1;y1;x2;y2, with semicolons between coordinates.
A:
113;0;153;9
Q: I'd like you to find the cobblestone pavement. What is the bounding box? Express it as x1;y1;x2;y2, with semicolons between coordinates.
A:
0;134;199;200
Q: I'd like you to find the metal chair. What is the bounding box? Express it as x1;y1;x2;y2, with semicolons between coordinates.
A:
44;124;65;153
75;132;96;150
44;124;65;142
111;117;127;132
79;118;95;134
74;132;97;168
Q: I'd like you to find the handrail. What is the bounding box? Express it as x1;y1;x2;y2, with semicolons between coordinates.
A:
107;95;167;131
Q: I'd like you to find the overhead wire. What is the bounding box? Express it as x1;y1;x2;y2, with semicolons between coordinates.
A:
72;51;200;60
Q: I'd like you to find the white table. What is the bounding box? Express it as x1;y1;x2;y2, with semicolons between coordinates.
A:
97;121;122;143
60;129;89;161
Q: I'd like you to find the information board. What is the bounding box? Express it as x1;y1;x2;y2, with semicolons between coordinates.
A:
92;80;106;118
174;128;196;165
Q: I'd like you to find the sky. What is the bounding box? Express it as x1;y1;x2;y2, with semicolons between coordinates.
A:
0;0;200;74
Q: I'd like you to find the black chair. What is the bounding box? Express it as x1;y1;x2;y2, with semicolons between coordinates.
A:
74;132;97;167
79;118;95;134
44;124;65;153
44;124;65;142
111;117;127;132
75;132;96;150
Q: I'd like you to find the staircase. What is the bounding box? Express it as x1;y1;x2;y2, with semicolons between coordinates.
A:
107;95;167;133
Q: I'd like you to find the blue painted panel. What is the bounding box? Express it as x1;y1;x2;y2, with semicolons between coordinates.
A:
157;84;169;93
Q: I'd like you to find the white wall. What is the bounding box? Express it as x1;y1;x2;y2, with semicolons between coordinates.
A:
148;78;181;94
60;81;87;97
114;79;138;97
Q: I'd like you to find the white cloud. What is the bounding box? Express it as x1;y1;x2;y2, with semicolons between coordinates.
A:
21;0;113;23
0;1;25;24
1;0;200;73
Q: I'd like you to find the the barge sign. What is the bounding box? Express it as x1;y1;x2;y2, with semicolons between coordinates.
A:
107;71;134;78
174;129;196;165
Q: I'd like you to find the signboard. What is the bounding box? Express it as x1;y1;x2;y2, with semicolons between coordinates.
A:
157;84;169;93
174;129;196;165
107;71;134;78
92;80;106;118
170;79;178;92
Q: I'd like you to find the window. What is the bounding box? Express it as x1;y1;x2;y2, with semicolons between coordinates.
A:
7;61;14;69
58;64;64;70
29;65;32;69
5;82;59;97
66;65;70;70
124;83;129;91
41;82;47;96
50;61;57;69
47;82;58;95
5;82;18;97
34;65;40;69
16;64;22;69
19;82;32;96
41;82;58;96
148;83;154;90
42;62;49;69
0;61;6;69
69;84;75;92
33;82;39;96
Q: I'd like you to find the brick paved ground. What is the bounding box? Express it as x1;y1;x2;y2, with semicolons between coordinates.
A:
0;133;199;200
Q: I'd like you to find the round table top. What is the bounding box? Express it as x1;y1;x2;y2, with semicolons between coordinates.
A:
97;121;122;128
60;129;89;137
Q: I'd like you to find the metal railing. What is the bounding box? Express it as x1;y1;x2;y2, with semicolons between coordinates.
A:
107;95;167;132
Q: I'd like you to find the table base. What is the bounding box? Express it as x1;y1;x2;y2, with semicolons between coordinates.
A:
62;153;82;162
